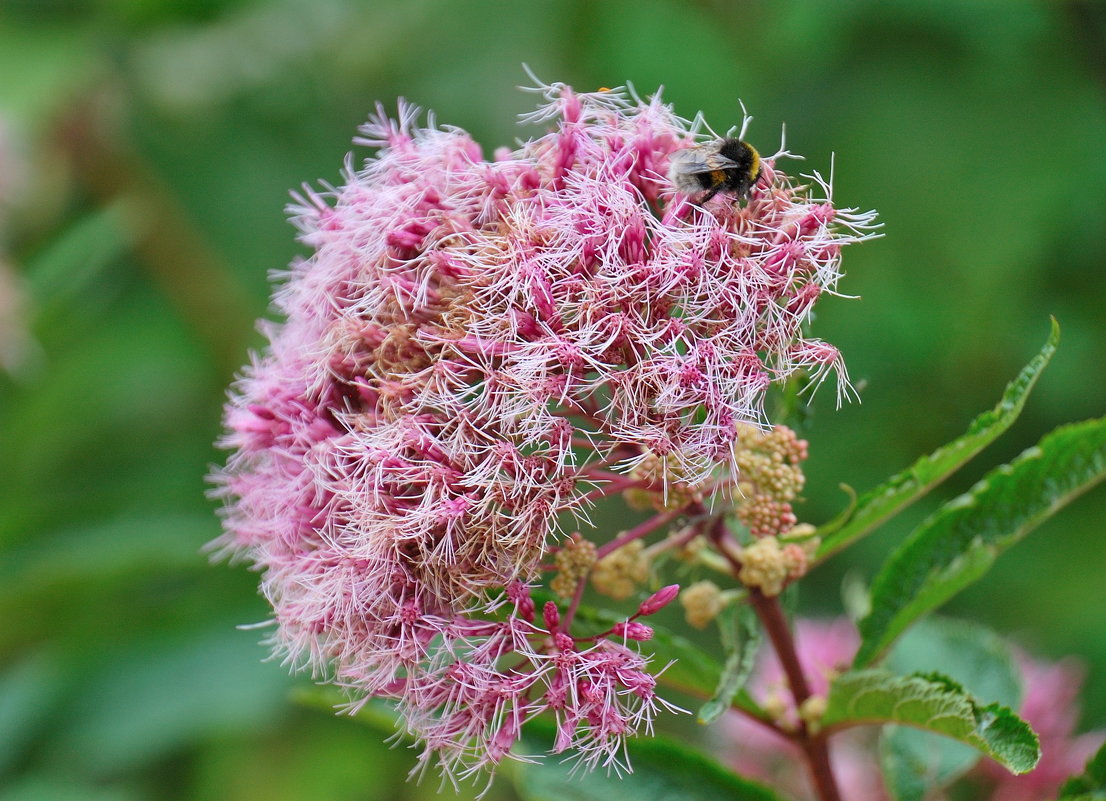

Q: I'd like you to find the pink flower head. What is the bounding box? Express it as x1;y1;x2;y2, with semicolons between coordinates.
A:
210;78;875;782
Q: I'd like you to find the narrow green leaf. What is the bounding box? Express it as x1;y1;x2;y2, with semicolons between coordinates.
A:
22;205;134;314
856;415;1106;666
0;653;66;775
512;726;788;801
698;603;761;724
1057;739;1106;799
880;618;1023;800
293;686;403;737
816;318;1059;561
822;669;1039;774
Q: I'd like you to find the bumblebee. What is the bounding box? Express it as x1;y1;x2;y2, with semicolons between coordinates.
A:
667;138;761;204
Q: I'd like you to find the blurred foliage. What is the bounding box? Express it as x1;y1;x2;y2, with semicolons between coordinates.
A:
1;1;1104;799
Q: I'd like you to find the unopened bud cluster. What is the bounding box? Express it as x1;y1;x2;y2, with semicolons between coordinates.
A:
591;539;651;600
680;580;727;629
734;424;809;538
551;534;598;598
737;535;812;597
623;451;706;512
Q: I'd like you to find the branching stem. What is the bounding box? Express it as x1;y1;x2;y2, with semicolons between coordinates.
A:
747;589;842;801
713;519;843;801
594;506;689;560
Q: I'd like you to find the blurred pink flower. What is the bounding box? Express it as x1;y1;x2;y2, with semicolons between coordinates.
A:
722;619;1105;801
724;619;887;801
210;78;875;781
977;651;1105;801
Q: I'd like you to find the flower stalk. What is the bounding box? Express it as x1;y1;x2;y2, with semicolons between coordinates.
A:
714;513;840;801
748;589;842;801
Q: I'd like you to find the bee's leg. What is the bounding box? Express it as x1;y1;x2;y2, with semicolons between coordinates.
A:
698;187;721;204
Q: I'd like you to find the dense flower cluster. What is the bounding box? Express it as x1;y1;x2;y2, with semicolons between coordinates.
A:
211;78;876;781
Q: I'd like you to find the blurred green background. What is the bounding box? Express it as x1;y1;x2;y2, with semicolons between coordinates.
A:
1;1;1104;799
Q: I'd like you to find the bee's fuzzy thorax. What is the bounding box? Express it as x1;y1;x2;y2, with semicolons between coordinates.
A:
669;137;762;203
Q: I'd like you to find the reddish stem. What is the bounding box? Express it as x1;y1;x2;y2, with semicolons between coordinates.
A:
579;472;644;503
594;506;688;560
712;519;842;801
663;516;710;552
747;589;843;801
561;568;589;631
553;397;607;429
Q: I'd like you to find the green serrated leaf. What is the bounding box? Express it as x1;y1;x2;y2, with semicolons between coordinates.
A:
823;669;1039;774
1057;739;1106;799
885;618;1022;710
855;414;1106;666
698;604;761;724
880;618;1023;800
816;318;1059;562
911;671;964;694
653;624;766;721
512;725;788;801
22;204;134;315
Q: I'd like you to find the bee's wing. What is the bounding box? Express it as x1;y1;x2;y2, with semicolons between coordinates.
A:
669;147;739;174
